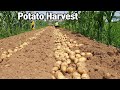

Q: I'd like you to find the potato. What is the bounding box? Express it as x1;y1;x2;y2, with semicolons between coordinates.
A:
51;75;56;79
15;47;18;49
3;51;7;54
52;67;59;71
78;57;87;62
81;73;90;79
54;53;59;59
8;49;13;53
74;58;79;64
19;45;24;48
72;72;81;79
86;52;93;57
70;39;73;42
57;46;61;50
73;41;77;44
81;52;86;56
66;59;71;64
75;54;81;58
14;49;18;52
75;44;79;47
75;50;80;54
61;62;68;67
55;71;66;79
54;61;62;67
77;67;88;74
77;62;86;68
78;44;84;47
69;55;75;61
67;66;75;74
69;51;75;55
64;53;69;59
61;65;67;73
1;54;6;59
54;61;62;68
6;54;12;58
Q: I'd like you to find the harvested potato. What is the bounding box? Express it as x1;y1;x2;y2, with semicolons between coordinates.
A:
1;54;6;59
61;62;68;67
73;41;77;44
81;73;90;79
72;72;81;79
70;39;73;42
69;55;75;61
81;52;86;56
51;75;56;79
8;49;13;53
54;61;62;68
19;45;24;48
14;49;18;52
75;50;80;54
75;44;79;47
75;54;81;58
86;52;93;57
61;65;67;73
77;67;88;74
67;66;75;74
78;44;84;47
6;54;11;58
74;58;79;64
3;51;7;54
66;59;71;64
55;71;66;79
78;57;87;62
69;51;75;55
52;67;59;71
57;46;61;50
77;62;86;68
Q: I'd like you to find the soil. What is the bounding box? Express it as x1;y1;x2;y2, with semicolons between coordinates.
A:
0;26;120;79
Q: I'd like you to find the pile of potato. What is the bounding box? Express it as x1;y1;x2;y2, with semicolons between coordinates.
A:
52;29;93;79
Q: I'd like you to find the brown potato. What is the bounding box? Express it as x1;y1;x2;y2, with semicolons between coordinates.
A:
72;72;81;79
61;65;67;73
77;62;86;68
67;66;75;74
1;54;6;59
77;67;88;74
8;49;13;53
69;55;75;61
78;57;87;62
61;62;68;67
54;61;62;68
73;41;77;44
75;54;81;58
66;59;71;64
86;52;93;57
55;71;66;79
81;73;90;79
75;50;80;54
52;67;59;71
81;52;86;56
74;58;79;64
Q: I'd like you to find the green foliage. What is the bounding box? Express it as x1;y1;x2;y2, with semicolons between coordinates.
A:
61;11;120;48
0;11;48;38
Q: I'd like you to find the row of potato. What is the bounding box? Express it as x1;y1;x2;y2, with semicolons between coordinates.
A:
52;29;93;79
0;30;45;61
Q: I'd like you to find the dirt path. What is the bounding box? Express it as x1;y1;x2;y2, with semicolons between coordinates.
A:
0;26;120;79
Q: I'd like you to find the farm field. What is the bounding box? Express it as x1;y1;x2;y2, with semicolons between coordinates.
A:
0;11;120;79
